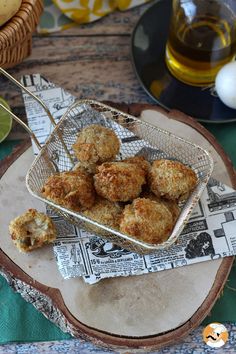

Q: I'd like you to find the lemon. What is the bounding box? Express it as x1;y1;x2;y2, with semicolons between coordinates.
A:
0;97;12;143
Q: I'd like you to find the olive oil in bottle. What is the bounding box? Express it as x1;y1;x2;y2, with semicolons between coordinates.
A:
165;1;236;86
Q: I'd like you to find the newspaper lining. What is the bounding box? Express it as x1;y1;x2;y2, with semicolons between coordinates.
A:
22;74;236;284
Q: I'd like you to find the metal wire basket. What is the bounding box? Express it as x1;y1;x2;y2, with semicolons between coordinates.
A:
0;68;214;254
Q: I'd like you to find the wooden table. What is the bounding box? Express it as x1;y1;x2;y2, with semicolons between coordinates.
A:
1;3;236;353
1;4;153;141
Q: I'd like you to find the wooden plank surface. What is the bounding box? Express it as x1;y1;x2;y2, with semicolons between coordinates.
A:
50;5;148;35
0;5;153;140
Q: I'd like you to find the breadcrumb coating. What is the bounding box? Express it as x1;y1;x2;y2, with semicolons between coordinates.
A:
9;209;56;252
94;161;146;202
120;198;174;244
143;192;180;223
123;156;151;176
83;197;123;233
41;170;95;211
149;159;198;201
72;124;120;164
73;160;98;174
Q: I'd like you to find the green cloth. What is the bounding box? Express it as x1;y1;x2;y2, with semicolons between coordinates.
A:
0;140;20;160
0;140;72;343
205;123;236;165
0;276;71;343
202;122;236;325
0;122;236;342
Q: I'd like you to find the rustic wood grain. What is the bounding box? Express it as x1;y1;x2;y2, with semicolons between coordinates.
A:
0;139;30;177
47;4;150;36
4;35;148;102
0;4;153;140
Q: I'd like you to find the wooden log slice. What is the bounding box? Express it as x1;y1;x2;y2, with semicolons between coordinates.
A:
0;104;235;351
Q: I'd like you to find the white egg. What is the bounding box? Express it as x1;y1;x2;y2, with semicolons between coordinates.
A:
215;61;236;109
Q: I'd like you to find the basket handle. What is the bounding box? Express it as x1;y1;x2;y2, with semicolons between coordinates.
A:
0;100;42;150
0;67;58;150
0;68;74;164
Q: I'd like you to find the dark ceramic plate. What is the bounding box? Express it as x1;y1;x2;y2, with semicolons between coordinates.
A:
131;0;236;123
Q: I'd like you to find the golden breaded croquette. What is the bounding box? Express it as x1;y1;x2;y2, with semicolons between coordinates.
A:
73;160;98;174
83;197;123;233
9;209;56;253
120;198;174;244
73;155;150;176
72;124;120;164
162;199;180;223
142;192;180;223
123;156;151;175
94;161;146;202
149;159;198;201
41;170;95;211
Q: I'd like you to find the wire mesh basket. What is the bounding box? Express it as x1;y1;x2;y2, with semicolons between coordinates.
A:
0;68;214;254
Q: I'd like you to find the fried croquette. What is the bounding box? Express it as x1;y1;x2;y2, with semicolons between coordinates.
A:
94;161;146;202
41;170;95;211
120;198;174;244
72;124;120;164
9;209;56;252
73;160;98;174
143;192;180;223
149;159;198;201
83;197;123;233
162;199;180;223
123;156;151;175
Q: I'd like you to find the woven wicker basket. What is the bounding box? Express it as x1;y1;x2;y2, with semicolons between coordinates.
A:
0;0;43;69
